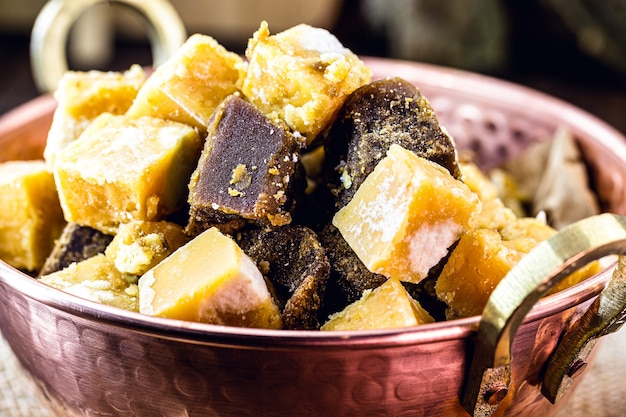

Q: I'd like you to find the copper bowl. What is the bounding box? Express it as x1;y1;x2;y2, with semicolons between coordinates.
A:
2;57;626;417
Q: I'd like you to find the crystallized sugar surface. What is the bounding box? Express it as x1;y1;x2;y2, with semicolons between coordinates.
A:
353;170;409;245
407;220;463;279
291;25;347;54
240;21;371;144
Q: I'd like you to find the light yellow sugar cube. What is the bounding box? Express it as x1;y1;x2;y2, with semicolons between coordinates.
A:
54;65;146;119
321;278;434;330
44;65;146;166
138;227;282;329
435;229;525;319
0;160;65;271
500;217;600;295
460;161;517;230
54;113;202;234
40;253;139;312
126;34;244;132
333;144;481;284
500;216;557;242
239;21;371;144
104;220;189;276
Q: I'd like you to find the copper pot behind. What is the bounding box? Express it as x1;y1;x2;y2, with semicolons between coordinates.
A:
2;54;626;417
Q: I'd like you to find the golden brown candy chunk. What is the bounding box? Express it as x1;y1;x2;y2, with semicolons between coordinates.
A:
40;254;139;312
126;34;244;133
499;216;557;242
324;77;461;209
461;162;600;294
435;216;601;319
104;220;189;276
321;278;434;330
333;144;480;284
187;94;304;235
44;65;146;167
0;161;65;271
460;161;518;230
239;21;371;145
499;217;600;295
54;113;202;234
435;229;525;319
138;227;282;329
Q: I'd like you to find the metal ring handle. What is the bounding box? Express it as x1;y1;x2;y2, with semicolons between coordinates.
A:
461;213;626;417
30;0;187;93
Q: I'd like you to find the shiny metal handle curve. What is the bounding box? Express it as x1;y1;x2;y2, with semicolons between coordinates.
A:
461;213;626;417
541;254;626;403
30;0;187;93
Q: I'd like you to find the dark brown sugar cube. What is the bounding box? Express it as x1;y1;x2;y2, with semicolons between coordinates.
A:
235;225;330;330
39;222;114;276
187;94;304;235
324;77;461;209
317;224;387;315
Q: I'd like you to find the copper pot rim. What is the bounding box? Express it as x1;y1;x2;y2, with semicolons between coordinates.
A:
0;257;610;349
0;57;622;349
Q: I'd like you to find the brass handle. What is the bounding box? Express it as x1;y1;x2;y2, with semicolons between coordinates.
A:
541;254;626;403
461;213;626;417
30;0;187;93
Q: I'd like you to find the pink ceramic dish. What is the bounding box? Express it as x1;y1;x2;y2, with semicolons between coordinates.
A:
1;57;626;417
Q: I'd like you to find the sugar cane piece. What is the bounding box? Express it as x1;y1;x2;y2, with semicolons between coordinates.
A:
235;225;330;330
39;222;113;276
324;77;461;210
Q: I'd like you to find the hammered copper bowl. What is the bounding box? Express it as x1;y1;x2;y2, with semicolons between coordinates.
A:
1;58;626;417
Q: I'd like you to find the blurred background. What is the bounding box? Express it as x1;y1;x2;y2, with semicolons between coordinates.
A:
1;0;626;135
